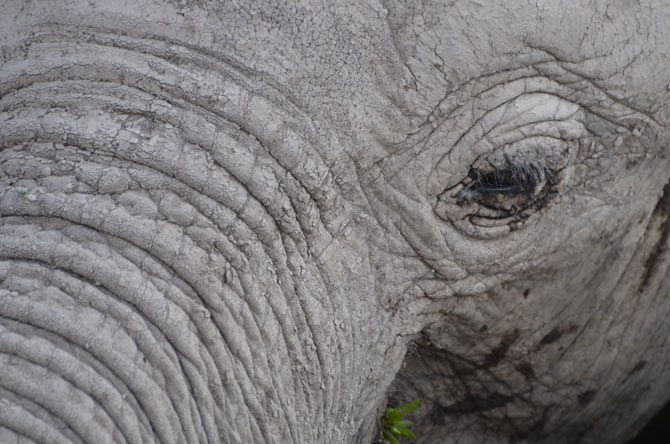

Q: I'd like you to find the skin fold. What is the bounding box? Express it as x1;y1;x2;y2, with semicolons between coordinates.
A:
0;1;669;443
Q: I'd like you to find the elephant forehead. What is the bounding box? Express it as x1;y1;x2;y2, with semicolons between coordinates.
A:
377;0;670;120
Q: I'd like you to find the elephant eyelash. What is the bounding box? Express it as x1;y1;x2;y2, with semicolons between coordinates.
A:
466;162;554;196
454;160;558;219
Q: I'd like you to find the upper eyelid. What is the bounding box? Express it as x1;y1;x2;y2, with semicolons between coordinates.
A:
426;91;585;197
426;66;658;199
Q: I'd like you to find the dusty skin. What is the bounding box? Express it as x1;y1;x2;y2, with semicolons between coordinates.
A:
1;1;669;443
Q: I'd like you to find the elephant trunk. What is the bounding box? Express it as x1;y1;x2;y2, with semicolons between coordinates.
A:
0;24;389;444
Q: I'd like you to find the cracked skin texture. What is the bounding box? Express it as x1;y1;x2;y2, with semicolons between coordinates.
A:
0;0;669;443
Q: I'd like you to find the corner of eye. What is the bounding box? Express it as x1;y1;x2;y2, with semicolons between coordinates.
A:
425;174;442;198
426;169;461;198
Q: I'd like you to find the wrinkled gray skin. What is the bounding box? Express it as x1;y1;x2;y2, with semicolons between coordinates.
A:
1;1;669;443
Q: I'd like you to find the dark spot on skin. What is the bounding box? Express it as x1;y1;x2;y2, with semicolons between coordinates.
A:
578;390;597;406
639;179;670;292
539;327;563;347
523;288;530;299
516;361;536;379
537;324;578;349
629;360;647;377
483;329;520;369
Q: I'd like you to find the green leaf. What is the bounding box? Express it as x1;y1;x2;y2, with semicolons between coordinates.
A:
383;409;403;425
394;423;416;439
382;400;423;443
394;399;423;415
383;429;399;444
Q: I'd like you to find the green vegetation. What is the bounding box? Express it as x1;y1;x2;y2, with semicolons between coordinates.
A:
381;399;422;443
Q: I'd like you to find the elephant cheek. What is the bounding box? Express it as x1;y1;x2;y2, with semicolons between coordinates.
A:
386;181;670;443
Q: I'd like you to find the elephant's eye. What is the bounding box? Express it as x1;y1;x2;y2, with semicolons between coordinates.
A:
428;92;584;237
450;160;557;220
434;154;565;238
465;165;542;195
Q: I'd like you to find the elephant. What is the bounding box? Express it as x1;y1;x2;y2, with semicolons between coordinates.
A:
1;0;669;443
